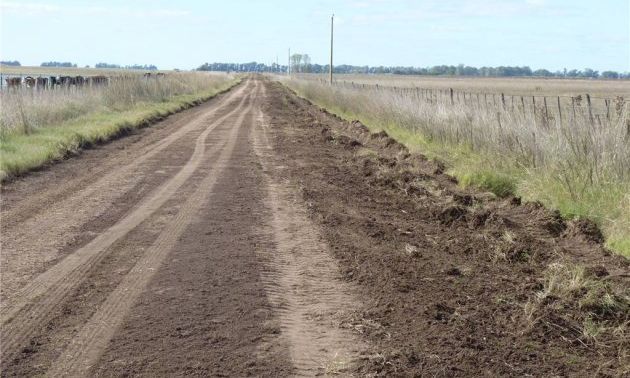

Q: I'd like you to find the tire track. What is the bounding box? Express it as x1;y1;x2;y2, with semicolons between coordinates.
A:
0;83;254;364
0;81;252;303
251;90;364;376
46;81;260;378
1;81;248;226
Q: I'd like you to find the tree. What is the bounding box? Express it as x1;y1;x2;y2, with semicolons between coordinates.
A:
601;71;619;79
0;60;21;66
290;54;303;73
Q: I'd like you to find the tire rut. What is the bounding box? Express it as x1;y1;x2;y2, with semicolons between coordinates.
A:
0;81;255;365
1;81;248;225
252;92;364;376
45;83;260;377
0;81;252;302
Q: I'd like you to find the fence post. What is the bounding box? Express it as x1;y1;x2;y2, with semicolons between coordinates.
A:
532;96;536;117
449;88;454;105
557;96;562;123
586;94;594;125
520;96;525;113
605;99;610;120
543;96;548;119
501;93;506;110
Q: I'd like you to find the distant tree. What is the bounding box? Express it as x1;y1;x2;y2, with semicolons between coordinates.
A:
125;64;158;70
0;60;21;66
41;61;76;67
533;69;553;77
193;61;627;80
580;68;599;78
566;69;580;77
290;54;303;73
601;71;619;79
95;62;121;69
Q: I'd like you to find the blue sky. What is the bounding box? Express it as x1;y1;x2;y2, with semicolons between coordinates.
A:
1;0;628;71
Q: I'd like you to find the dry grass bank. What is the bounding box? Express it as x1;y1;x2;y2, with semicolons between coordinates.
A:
0;72;239;179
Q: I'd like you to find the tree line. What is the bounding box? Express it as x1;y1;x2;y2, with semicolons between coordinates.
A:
0;61;159;70
41;62;78;68
0;60;21;66
198;57;628;79
95;63;158;70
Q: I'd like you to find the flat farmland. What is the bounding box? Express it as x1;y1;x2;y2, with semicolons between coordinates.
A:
309;73;630;98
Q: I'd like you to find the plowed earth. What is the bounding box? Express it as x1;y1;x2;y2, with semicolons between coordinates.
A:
1;77;627;377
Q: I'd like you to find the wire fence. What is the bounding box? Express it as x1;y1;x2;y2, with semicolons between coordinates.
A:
317;78;628;130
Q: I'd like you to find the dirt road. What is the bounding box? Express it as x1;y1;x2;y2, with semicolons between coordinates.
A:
1;77;628;376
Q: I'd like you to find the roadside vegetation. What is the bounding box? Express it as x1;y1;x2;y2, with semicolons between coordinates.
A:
0;72;239;180
281;77;630;257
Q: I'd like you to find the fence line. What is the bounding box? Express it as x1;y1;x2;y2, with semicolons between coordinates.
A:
313;78;627;129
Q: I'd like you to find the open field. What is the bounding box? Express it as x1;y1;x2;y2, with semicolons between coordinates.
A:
0;71;238;179
300;73;630;98
1;77;627;376
280;75;630;257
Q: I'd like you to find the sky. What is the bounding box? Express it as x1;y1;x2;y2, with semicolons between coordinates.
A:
1;0;628;72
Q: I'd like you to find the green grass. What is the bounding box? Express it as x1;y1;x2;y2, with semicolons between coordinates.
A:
0;80;240;180
284;82;630;257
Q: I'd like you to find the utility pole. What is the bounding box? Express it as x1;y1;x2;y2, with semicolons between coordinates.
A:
329;14;334;85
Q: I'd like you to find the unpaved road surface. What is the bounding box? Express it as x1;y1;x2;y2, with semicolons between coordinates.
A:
1;77;628;377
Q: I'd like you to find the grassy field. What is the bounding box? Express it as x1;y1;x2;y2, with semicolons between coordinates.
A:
0;70;239;180
280;74;630;257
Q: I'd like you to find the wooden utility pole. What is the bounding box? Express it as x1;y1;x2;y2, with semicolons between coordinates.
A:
329;14;334;85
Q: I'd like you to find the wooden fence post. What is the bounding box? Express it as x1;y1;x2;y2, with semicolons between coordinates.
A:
521;96;525;113
586;94;594;125
557;96;562;123
501;93;506;110
605;99;610;120
450;88;454;105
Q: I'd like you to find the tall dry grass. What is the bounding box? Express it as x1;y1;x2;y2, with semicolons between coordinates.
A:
0;72;234;136
281;77;630;255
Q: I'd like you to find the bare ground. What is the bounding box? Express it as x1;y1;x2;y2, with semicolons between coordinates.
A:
1;76;627;377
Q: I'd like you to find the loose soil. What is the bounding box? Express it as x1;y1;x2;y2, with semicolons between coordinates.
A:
1;76;627;377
